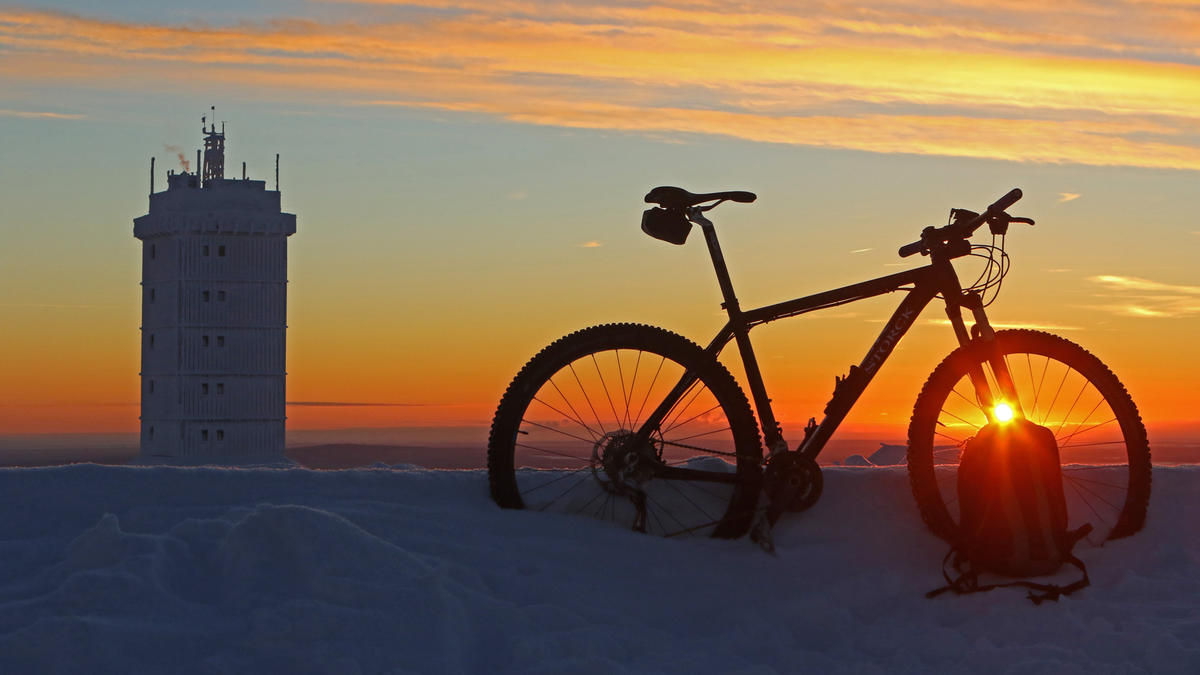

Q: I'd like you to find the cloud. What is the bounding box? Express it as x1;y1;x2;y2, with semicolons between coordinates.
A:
5;4;1200;169
0;108;83;120
286;401;437;407
928;319;1081;331
1087;274;1200;317
1058;192;1082;202
577;241;603;248
1090;275;1200;295
850;248;873;254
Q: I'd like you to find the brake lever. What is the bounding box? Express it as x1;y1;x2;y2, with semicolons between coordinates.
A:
987;211;1035;236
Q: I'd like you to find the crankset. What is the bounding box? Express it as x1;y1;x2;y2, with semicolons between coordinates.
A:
762;452;823;520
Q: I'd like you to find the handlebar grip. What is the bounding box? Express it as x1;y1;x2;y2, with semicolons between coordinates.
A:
898;241;925;258
989;188;1022;213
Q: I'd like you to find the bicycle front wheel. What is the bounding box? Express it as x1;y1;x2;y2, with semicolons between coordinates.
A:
488;323;763;538
907;330;1151;545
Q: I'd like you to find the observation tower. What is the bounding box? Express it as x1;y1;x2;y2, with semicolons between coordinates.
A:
134;110;296;464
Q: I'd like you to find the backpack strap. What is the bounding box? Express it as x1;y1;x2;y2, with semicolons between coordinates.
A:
927;544;1091;605
993;553;1090;605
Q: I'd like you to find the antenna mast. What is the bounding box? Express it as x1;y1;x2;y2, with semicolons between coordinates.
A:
201;105;226;185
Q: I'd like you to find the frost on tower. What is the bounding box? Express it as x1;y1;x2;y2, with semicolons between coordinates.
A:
135;113;296;464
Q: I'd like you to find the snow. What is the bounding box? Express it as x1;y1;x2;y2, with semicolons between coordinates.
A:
0;464;1196;674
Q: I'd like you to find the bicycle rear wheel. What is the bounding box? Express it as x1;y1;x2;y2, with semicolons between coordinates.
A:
907;330;1151;545
488;323;763;538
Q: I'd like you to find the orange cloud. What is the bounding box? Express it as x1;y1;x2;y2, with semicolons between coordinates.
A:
0;108;83;119
1089;275;1200;317
4;4;1200;169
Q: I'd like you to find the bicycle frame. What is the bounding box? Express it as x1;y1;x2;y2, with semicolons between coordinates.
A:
638;211;1016;479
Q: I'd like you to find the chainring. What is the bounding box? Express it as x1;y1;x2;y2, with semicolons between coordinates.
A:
762;452;823;514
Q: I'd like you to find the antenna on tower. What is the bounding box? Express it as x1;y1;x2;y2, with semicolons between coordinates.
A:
201;105;226;185
275;154;280;191
150;157;155;195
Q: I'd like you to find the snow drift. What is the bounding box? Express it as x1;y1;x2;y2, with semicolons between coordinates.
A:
0;464;1195;673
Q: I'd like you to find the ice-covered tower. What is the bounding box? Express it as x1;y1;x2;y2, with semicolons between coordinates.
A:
135;113;296;464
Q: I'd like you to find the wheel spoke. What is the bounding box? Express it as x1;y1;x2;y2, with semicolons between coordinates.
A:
632;355;666;429
1062;472;1127;491
615;350;632;430
531;395;600;440
663;403;724;436
1053;378;1091;437
937;406;981;432
547;378;600;441
520;466;593;495
591;353;624;431
663;480;718;524
1024;353;1040;422
1058;411;1115;448
626;350;643;427
1063;477;1114;530
520;420;595;446
568;362;608;436
536;473;593;511
1034;354;1051;425
661;378;705;435
1058;439;1126;450
645;492;690;533
514;442;591;464
667;425;732;444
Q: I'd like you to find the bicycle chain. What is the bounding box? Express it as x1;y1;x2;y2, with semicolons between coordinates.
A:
656;438;759;460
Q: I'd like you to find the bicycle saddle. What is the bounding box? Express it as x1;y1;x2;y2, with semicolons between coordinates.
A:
644;186;757;209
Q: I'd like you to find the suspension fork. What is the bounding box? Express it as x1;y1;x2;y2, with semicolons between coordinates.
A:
945;288;1022;424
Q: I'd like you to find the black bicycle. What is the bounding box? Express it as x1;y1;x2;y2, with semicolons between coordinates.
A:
487;187;1151;547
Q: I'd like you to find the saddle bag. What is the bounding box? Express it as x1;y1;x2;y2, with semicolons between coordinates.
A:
928;417;1092;604
641;207;692;245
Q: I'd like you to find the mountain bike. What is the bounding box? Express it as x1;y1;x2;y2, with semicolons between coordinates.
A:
487;187;1151;547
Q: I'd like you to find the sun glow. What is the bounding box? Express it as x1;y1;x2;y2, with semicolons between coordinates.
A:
993;402;1015;424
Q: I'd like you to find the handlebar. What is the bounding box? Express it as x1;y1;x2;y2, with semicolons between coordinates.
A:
898;188;1024;258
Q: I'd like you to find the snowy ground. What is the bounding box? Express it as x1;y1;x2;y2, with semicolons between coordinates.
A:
0;464;1195;674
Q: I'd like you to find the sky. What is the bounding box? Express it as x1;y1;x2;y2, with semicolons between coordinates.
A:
1;0;1198;442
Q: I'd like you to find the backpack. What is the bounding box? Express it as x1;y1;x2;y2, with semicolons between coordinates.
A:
927;417;1093;604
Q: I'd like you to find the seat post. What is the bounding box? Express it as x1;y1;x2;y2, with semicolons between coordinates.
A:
694;215;742;317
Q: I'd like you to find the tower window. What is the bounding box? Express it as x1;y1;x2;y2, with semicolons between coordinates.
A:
203;291;210;302
217;383;224;395
202;383;209;395
217;429;225;441
149;425;155;438
150;244;156;259
218;245;226;257
149;333;155;349
217;335;225;347
150;288;156;302
201;429;209;441
148;379;155;394
218;290;227;301
202;335;210;347
203;245;210;257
